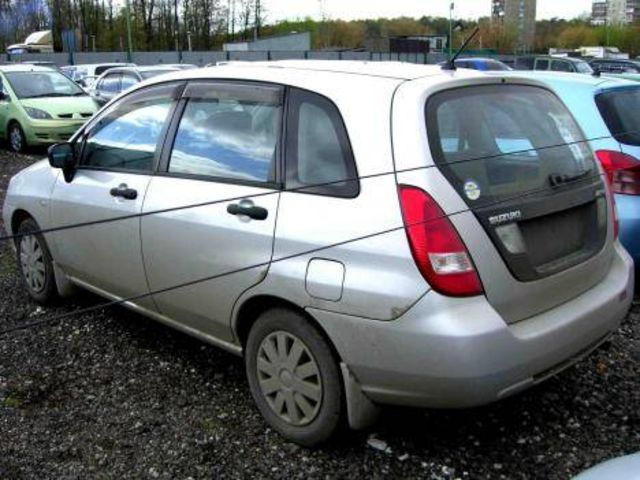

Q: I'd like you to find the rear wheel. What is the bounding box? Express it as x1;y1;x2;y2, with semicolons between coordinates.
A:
8;122;26;153
15;218;57;304
245;308;343;446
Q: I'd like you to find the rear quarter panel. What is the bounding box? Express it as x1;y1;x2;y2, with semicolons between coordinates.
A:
232;71;429;323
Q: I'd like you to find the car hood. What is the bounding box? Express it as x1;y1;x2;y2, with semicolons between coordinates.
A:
20;96;98;116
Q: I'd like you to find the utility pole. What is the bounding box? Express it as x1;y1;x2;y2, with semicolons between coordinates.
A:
253;0;260;41
449;2;454;58
174;0;182;61
125;0;133;62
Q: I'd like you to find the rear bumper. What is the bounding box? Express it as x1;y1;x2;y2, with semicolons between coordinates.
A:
617;193;640;264
311;243;634;408
25;119;86;145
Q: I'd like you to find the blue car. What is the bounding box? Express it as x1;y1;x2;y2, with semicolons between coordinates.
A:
441;57;512;71
496;72;640;272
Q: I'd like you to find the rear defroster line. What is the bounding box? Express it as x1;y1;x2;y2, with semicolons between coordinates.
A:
0;171;608;337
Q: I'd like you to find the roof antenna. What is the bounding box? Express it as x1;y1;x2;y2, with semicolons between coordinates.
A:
441;26;480;71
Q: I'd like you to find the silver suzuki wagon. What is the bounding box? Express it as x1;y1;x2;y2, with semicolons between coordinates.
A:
3;61;634;446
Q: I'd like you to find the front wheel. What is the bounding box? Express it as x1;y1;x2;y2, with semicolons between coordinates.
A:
8;122;26;153
15;218;57;304
245;308;344;446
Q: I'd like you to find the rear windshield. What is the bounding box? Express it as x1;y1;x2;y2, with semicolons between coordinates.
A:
595;86;640;146
426;85;596;205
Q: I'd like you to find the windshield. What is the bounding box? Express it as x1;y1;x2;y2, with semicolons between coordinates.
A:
4;71;85;98
596;86;640;146
575;61;594;74
427;84;596;206
140;69;175;80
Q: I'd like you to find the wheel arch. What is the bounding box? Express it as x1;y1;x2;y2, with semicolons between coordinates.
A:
10;208;34;237
234;294;343;363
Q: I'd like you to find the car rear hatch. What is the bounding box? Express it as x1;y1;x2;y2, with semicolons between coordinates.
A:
406;81;614;324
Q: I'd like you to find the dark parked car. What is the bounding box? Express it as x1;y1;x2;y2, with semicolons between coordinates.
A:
439;57;511;71
590;58;640;74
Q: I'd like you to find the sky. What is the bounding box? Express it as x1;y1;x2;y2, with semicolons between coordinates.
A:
263;0;591;22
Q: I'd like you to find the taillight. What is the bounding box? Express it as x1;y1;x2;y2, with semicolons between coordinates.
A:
595;150;640;196
398;185;483;297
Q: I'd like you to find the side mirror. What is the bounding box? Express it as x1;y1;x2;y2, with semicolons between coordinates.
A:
48;143;77;182
0;91;7;101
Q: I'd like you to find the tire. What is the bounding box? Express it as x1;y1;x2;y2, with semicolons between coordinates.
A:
15;218;57;304
8;122;26;153
245;308;343;446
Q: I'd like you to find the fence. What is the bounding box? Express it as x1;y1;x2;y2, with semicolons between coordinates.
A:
6;50;518;67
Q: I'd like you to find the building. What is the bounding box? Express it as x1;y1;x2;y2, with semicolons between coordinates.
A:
223;32;311;52
592;1;608;25
492;0;537;51
365;34;448;54
592;0;640;25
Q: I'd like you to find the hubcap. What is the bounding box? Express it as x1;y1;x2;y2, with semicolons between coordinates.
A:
257;331;322;426
10;126;22;152
19;235;46;293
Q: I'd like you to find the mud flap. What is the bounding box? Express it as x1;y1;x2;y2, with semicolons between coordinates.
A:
340;363;381;430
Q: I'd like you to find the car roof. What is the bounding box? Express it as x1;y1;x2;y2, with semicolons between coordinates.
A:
150;60;476;82
75;63;133;68
523;56;587;63
591;58;639;63
0;64;59;73
108;65;181;73
456;57;500;62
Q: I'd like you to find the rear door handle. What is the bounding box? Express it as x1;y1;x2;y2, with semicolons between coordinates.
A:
110;183;138;200
227;201;268;220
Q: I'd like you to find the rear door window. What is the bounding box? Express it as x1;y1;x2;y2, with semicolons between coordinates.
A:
535;59;549;70
551;60;572;72
596;86;640;146
167;82;283;183
427;85;596;206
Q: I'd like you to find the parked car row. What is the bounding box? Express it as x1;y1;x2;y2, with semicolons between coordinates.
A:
0;65;99;152
2;60;636;447
0;62;201;152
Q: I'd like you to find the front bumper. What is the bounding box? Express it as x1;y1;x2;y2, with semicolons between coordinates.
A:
617;193;640;265
25;119;87;145
311;243;634;409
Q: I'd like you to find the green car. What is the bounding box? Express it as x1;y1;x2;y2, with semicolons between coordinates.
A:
0;65;99;152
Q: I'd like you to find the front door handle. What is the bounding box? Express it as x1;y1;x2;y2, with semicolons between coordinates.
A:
110;183;138;200
227;201;268;220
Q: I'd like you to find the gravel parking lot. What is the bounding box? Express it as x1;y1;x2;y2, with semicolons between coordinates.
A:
0;150;638;479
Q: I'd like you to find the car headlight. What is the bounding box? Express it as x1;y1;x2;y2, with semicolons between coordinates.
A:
24;107;53;120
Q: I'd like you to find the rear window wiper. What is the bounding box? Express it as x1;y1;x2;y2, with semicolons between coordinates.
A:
549;169;591;188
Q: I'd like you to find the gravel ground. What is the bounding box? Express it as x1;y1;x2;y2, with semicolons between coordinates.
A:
0;150;638;479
